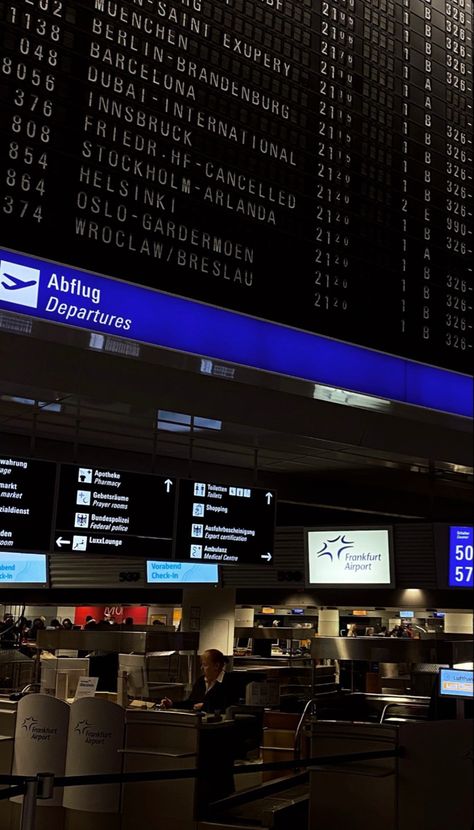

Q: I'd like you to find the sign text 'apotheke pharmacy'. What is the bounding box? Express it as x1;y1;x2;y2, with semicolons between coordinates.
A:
306;528;393;587
54;464;176;556
174;480;275;565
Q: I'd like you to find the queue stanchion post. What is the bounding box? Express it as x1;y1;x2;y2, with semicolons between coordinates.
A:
19;778;38;830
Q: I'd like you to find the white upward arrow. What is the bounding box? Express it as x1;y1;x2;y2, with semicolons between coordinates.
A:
260;552;272;562
56;537;71;548
164;479;173;492
265;492;273;505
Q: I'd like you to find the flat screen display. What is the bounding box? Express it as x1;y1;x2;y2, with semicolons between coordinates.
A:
305;527;394;587
54;464;176;556
400;611;414;619
0;552;48;587
439;668;473;700
174;480;275;565
448;526;473;588
146;560;219;585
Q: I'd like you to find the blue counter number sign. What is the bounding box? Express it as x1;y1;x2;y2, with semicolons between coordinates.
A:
449;527;474;588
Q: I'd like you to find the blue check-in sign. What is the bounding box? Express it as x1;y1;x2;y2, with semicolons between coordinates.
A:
0;247;472;419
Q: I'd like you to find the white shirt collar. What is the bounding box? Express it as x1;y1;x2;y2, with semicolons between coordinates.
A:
205;669;226;691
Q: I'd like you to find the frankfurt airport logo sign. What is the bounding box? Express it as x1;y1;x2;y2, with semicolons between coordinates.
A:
307;528;393;586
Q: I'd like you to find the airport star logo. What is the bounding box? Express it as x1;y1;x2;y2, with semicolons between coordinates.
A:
21;717;38;731
316;535;354;562
74;720;93;735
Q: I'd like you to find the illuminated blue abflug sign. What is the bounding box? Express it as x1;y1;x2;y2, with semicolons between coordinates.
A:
0;247;472;418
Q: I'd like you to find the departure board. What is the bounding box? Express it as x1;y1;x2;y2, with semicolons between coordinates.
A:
0;0;472;373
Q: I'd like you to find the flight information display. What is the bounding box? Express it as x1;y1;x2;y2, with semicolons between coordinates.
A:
0;455;56;551
0;0;471;373
54;463;176;555
174;479;276;564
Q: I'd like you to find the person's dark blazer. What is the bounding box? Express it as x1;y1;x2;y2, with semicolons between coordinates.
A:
177;672;239;713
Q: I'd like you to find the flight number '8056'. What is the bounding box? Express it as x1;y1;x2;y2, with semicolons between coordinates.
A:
1;58;55;90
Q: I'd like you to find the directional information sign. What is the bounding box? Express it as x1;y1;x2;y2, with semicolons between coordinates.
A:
174;480;276;566
0;455;56;552
54;464;176;556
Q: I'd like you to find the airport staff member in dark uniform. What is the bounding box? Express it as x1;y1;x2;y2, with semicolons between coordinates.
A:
161;649;238;713
161;649;239;804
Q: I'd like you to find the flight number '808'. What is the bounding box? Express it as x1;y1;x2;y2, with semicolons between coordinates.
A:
10;116;50;142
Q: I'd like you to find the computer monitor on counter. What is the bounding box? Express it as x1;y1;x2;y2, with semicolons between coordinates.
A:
118;654;149;698
437;668;473;720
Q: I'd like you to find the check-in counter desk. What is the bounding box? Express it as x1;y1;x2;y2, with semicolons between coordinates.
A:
1;697;236;830
0;694;69;830
0;697;17;828
308;717;473;830
311;634;473;694
122;708;235;830
306;637;473;830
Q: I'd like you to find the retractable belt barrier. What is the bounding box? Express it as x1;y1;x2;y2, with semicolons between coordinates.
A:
0;746;399;794
0;747;400;830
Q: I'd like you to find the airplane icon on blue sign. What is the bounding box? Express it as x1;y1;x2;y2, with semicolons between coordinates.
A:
1;272;38;290
0;260;40;308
